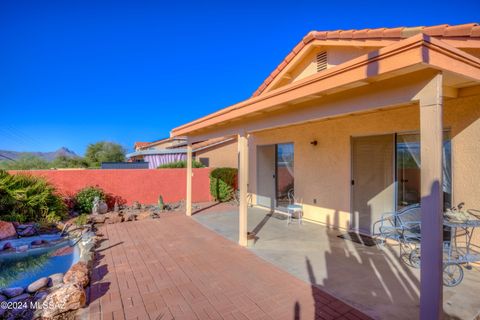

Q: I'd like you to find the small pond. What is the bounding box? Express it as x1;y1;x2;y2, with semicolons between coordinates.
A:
0;234;80;289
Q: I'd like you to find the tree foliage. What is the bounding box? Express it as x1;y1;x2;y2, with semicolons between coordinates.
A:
51;155;90;168
85;141;126;167
0;155;50;170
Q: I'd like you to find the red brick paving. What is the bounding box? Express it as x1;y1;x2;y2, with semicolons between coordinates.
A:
88;214;371;320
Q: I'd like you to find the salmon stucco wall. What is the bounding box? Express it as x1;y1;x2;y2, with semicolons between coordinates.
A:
8;169;212;205
195;140;238;168
249;93;480;230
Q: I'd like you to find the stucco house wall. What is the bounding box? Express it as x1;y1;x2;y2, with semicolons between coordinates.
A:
249;94;480;230
195;139;238;168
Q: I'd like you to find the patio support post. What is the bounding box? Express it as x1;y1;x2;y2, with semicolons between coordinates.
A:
238;132;248;246
419;73;444;320
186;142;193;216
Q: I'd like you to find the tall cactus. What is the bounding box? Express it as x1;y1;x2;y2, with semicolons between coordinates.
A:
158;195;165;211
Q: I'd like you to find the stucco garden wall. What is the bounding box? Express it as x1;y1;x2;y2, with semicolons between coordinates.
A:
249;94;480;230
8;168;212;205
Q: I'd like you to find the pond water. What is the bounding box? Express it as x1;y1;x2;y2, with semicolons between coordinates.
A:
0;234;80;289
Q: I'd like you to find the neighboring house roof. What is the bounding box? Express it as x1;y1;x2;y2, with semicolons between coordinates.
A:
136;136;187;150
126;148;188;158
252;23;480;97
171;33;480;137
127;137;236;159
134;142;150;149
168;137;234;151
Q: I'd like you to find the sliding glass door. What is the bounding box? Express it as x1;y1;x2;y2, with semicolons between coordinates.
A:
276;143;294;208
396;132;452;210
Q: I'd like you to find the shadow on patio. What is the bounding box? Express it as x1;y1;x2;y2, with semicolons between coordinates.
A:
193;205;480;320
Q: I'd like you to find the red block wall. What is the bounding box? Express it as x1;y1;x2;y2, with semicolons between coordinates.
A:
8;169;211;205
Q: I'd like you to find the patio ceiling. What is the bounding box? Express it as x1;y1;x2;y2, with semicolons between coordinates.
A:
171;34;480;141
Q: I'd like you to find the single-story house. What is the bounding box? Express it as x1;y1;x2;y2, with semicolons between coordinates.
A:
171;23;480;318
127;136;237;168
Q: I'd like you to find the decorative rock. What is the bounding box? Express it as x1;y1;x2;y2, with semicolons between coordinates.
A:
132;201;141;210
0;221;17;240
16;224;37;237
34;290;49;301
2;242;13;251
40;283;86;319
2;287;24;298
7;293;31;303
27;277;49;293
136;211;151;221
31;239;43;246
92;196;108;215
63;262;89;287
105;212;124;224
48;273;64;287
90;215;106;224
17;245;28;252
124;212;137;221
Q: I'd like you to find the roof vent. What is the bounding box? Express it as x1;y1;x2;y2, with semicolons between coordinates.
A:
316;51;327;72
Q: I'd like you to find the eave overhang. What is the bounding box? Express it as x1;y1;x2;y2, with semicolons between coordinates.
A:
171;34;480;138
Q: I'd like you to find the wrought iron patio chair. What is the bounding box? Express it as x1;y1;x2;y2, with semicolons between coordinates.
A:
374;203;422;260
286;189;303;225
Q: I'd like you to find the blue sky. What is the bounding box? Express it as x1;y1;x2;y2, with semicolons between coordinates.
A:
1;0;479;155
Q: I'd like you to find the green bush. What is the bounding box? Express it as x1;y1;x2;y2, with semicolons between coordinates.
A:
157;160;205;169
75;213;89;226
209;167;238;202
0;170;66;223
74;186;106;213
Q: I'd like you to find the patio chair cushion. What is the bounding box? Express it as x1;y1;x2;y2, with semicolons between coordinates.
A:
287;204;302;211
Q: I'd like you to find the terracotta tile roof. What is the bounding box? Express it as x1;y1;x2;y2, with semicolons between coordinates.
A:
134;142;149;149
252;23;480;97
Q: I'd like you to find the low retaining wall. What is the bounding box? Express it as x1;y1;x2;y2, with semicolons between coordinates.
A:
8;169;211;205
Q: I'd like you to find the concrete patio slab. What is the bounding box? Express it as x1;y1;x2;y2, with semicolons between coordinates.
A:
193;205;480;320
88;213;371;320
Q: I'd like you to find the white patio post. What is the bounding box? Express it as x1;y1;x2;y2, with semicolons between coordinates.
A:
238;132;248;246
186;141;193;216
419;73;444;320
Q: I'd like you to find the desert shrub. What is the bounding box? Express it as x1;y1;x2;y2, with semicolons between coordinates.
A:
74;186;106;213
75;214;89;226
105;193;126;209
157;160;205;169
209;167;238;202
0;170;66;223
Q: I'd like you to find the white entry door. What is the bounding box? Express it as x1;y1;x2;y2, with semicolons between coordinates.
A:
351;135;395;235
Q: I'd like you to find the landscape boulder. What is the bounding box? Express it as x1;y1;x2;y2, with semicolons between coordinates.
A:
2;242;13;251
40;283;86;319
105;212;124;224
0;221;17;240
27;277;49;293
63;262;89;287
2;287;24;298
7;293;31;303
16;224;38;237
48;273;65;287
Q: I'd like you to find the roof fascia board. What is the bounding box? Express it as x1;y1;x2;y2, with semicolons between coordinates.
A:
171;34;480;137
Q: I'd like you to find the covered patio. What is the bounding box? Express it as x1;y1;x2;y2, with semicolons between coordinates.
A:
173;32;480;319
193;206;480;320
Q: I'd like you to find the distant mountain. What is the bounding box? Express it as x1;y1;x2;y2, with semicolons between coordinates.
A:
0;147;79;162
